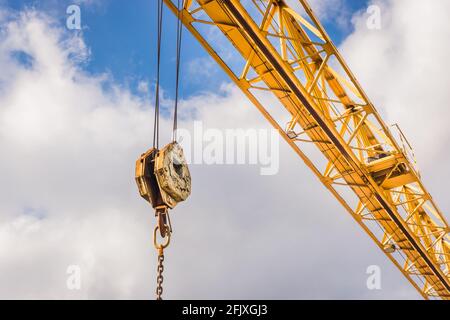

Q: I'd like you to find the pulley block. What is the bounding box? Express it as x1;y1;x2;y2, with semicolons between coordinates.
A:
135;142;191;210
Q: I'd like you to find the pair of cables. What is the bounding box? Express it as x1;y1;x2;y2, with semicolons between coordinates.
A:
153;0;184;149
152;0;185;301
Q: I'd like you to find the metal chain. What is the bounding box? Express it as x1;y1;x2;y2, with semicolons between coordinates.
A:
156;248;165;300
154;210;171;301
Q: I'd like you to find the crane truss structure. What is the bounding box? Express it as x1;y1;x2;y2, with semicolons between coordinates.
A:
162;0;450;299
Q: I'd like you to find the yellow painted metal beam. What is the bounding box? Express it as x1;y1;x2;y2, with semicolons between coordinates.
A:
163;0;450;299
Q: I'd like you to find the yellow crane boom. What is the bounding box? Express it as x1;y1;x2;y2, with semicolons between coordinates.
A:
163;0;450;299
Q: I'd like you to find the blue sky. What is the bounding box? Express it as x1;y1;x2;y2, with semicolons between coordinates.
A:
1;0;449;300
5;0;371;99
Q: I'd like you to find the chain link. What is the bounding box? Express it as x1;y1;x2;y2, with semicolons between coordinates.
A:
154;210;171;300
156;249;165;300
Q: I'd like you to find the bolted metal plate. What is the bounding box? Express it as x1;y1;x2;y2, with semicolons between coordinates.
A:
135;147;165;209
154;142;191;208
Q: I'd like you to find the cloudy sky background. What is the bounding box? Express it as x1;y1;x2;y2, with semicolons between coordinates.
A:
0;0;449;299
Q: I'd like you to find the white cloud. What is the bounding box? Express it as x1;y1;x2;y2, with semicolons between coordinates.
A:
137;80;149;94
186;56;218;80
285;0;350;30
2;0;449;300
340;0;450;169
